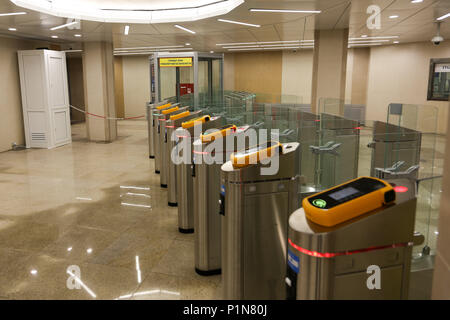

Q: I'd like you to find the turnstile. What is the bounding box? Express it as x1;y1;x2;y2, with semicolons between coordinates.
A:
221;142;300;299
146;100;167;159
166;110;203;206
286;178;417;300
369;121;421;179
192;125;250;276
315;113;360;190
176;116;223;233
158;106;190;187
152;102;178;173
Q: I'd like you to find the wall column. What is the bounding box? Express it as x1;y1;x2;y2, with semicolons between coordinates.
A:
82;41;117;142
311;28;349;113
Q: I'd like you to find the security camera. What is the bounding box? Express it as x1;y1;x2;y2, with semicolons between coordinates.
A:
432;22;444;46
432;35;443;45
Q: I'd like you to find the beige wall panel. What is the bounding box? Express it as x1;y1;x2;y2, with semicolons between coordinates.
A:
114;57;125;119
233;51;282;102
366;42;450;134
224;53;235;91
350;47;370;105
282;50;313;104
122;55;150;118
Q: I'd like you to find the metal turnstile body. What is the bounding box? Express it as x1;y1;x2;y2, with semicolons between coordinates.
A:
158;106;189;187
192;126;250;275
165;110;203;206
286;178;417;300
146;100;167;159
369;121;421;179
152;103;178;173
317;113;360;190
176;117;223;233
221;142;300;299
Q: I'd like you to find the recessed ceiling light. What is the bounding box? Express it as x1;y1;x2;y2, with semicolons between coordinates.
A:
0;12;27;17
393;41;400;44
74;34;82;37
8;28;17;31
411;0;423;3
249;8;321;14
30;269;37;275
124;25;130;35
51;35;58;39
437;13;450;21
389;15;399;19
361;35;368;38
210;51;214;53
174;24;196;34
185;43;191;46
50;21;79;31
217;19;260;27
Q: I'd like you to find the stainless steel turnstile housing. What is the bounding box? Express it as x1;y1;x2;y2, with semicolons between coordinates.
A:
221;142;300;299
158;106;189;187
166;110;203;206
152;102;178;174
146;100;167;159
176;117;223;233
369;121;421;179
286;178;417;300
192;126;250;275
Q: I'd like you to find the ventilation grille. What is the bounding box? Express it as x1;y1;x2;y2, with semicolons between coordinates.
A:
31;132;46;141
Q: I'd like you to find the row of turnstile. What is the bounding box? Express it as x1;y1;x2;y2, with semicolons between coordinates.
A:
145;100;423;300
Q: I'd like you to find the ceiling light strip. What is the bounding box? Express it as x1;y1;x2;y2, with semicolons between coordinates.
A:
437;13;450;21
249;8;321;13
0;11;27;16
50;21;79;31
114;45;185;50
217;40;314;46
349;36;399;40
174;24;196;34
217;19;260;27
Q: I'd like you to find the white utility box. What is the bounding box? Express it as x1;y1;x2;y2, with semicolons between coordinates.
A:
17;50;72;149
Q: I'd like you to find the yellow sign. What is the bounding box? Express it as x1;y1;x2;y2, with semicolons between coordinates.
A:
159;57;193;67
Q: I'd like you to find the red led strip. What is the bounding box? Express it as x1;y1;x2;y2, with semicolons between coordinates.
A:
288;238;410;259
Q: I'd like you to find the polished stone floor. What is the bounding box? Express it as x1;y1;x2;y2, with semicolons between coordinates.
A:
0;119;445;300
0;120;221;300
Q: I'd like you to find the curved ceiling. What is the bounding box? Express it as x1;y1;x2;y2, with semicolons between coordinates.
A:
9;0;245;23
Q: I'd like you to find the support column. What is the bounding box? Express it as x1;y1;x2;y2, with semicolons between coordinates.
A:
82;42;117;142
311;29;349;113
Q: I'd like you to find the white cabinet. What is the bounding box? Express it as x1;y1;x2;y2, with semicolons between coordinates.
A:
17;50;72;149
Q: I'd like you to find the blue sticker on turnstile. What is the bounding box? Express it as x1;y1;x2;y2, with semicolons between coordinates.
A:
287;248;300;274
220;185;225;196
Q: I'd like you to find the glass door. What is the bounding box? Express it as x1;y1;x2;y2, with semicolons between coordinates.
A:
198;57;223;108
